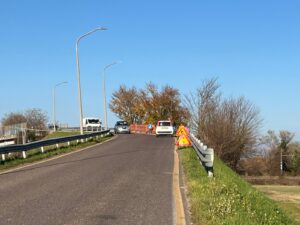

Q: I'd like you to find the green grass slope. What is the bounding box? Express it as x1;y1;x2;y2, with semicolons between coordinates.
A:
44;131;80;139
180;147;300;225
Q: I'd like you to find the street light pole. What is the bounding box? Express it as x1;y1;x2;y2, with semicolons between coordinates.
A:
102;61;121;130
76;27;107;134
53;82;68;132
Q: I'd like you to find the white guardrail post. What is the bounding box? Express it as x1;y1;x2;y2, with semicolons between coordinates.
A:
189;133;214;177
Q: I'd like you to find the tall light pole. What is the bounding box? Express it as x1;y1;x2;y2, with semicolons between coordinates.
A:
53;81;68;132
103;61;121;130
76;27;107;134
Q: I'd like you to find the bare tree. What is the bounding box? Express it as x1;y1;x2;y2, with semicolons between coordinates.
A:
24;108;48;130
1;112;26;126
24;108;48;141
1;109;48;142
185;78;262;170
215;97;261;168
184;78;221;137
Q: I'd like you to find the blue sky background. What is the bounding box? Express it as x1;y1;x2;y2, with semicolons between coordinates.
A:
0;0;299;140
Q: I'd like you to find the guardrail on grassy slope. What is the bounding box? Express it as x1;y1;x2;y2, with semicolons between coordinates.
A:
189;133;214;177
0;130;111;161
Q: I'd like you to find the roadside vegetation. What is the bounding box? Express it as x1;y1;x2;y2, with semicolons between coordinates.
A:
184;77;300;176
44;131;80;139
0;133;112;172
1;108;48;143
239;130;300;176
180;147;300;225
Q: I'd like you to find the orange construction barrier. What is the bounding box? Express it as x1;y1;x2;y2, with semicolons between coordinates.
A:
129;124;156;134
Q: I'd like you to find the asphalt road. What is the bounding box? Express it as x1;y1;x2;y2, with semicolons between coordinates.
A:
0;134;175;225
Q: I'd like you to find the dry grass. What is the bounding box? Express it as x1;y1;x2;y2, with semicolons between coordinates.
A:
254;185;300;222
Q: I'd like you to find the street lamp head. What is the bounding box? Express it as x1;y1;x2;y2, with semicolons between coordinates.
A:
104;60;122;70
96;27;108;31
76;27;108;44
55;81;68;88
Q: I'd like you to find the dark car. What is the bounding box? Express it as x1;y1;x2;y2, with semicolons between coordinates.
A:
114;121;130;134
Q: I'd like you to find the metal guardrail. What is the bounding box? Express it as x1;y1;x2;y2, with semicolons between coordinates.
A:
0;130;111;160
189;133;214;177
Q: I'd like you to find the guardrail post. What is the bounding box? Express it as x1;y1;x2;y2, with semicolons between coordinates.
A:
22;151;27;159
190;134;214;177
2;154;5;161
206;148;214;177
41;147;44;153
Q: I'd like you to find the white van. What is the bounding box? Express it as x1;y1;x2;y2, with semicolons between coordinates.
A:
83;117;102;131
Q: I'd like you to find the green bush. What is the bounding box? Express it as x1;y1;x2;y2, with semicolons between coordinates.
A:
180;147;300;225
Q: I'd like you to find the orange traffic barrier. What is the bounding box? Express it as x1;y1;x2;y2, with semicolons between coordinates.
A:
129;124;156;134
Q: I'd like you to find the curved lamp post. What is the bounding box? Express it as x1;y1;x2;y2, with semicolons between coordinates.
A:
76;27;107;134
53;81;68;131
102;61;121;130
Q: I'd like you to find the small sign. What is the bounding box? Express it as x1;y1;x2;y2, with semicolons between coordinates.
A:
176;134;192;147
176;125;189;137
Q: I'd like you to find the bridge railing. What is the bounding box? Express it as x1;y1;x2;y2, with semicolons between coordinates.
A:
0;130;111;161
189;133;214;177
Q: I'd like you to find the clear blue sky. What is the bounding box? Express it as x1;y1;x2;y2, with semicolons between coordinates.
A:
0;1;299;140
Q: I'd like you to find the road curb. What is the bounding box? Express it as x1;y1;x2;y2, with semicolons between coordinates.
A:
173;145;186;225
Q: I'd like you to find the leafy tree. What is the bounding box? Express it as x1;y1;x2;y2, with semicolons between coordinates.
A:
258;130;298;175
286;142;300;174
110;86;139;124
279;131;295;172
110;83;190;125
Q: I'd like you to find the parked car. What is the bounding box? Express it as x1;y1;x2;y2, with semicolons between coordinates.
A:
114;121;130;134
155;120;174;136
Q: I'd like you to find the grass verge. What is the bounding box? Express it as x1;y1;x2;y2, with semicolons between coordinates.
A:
44;131;81;139
0;134;113;172
179;147;300;225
